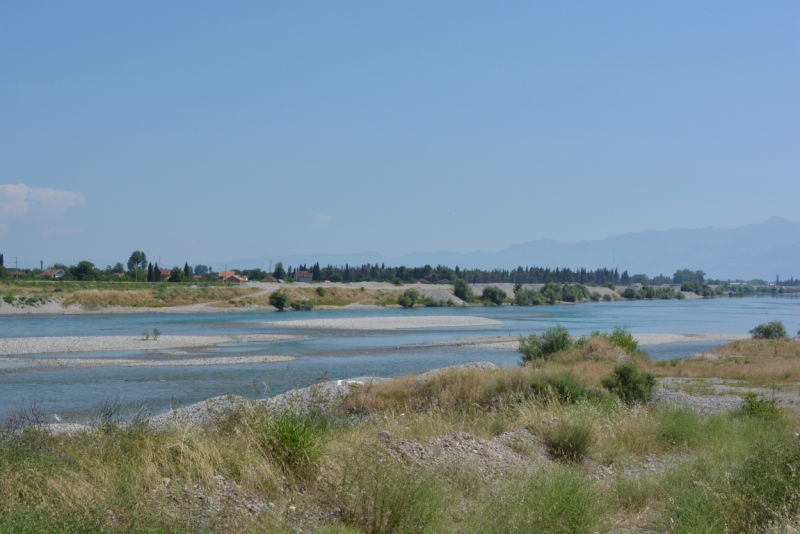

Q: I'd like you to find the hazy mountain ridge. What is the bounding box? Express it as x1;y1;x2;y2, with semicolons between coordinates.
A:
228;218;800;280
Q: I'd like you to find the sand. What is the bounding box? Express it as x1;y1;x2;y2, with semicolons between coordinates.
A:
632;333;750;346
263;316;502;330
0;334;298;356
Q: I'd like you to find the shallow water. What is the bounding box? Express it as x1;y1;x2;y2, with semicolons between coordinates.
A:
1;296;798;421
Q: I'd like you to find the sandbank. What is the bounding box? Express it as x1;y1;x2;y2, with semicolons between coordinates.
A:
263;316;502;330
0;334;298;356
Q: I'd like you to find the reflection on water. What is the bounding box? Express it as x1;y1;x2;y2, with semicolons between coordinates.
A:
1;296;798;421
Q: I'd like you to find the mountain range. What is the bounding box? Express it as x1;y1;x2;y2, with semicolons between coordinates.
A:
227;217;800;281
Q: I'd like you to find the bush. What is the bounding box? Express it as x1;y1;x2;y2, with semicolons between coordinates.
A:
481;286;506;305
601;364;656;405
750;321;788;339
316;286;326;296
546;423;594;462
291;299;314;311
452;278;474;302
269;291;291;311
519;325;574;363
529;372;589;403
739;393;782;420
251;411;326;478
606;326;639;353
397;288;419;308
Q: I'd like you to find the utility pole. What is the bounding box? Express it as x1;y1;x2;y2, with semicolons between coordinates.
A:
12;256;18;277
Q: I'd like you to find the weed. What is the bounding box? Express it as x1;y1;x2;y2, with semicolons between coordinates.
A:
469;465;606;533
141;330;150;340
545;422;594;462
337;444;446;534
529;372;590;404
656;408;702;448
152;328;161;340
251;411;326;478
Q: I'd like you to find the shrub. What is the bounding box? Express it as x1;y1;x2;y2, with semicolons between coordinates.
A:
529;372;589;403
739;393;782;420
606;326;639;353
291;299;314;311
590;291;601;301
269;291;290;311
316;286;326;296
546;423;594;462
391;278;403;286
397;288;419;308
452;278;474;302
750;321;788;339
251;411;326;478
481;286;506;305
152;328;161;340
519;325;574;363
601;364;656;405
2;294;13;304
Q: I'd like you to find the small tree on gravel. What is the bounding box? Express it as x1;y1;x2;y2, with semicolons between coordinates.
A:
481;286;507;305
453;279;474;302
397;288;420;308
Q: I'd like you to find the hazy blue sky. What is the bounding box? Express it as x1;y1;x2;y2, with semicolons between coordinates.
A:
2;1;798;269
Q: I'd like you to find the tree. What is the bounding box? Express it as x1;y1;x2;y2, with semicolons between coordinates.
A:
127;251;147;272
750;321;788;340
71;261;98;281
154;263;161;282
481;286;507;305
453;279;474;302
184;262;191;278
397;288;420;308
194;265;209;276
269;291;290;311
169;266;184;282
273;262;286;280
112;262;125;274
147;262;154;282
0;253;3;267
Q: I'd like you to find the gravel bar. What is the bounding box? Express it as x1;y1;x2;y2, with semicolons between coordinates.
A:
633;333;749;346
263;316;502;330
0;355;295;370
0;334;298;356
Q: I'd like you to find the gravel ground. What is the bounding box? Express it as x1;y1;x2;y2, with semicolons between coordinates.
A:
0;334;298;356
0;354;295;372
634;333;749;346
263;316;502;330
652;389;744;413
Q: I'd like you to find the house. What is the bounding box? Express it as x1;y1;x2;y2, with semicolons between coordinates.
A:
217;270;236;280
262;275;277;283
38;268;65;279
223;274;247;284
295;270;313;283
159;268;171;278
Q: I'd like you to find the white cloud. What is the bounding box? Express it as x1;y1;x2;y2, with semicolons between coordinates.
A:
0;183;85;233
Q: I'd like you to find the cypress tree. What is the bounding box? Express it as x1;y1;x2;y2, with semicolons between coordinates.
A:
154;263;160;282
184;262;190;277
147;262;153;282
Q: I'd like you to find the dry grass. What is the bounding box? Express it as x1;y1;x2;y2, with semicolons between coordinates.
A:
283;286;402;307
61;286;254;308
647;339;800;384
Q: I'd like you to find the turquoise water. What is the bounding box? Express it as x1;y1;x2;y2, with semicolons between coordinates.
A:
2;296;798;421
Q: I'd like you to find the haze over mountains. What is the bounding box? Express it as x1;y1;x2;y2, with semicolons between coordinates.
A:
229;218;799;281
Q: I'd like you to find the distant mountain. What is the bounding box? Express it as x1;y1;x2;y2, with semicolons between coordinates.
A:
227;218;800;281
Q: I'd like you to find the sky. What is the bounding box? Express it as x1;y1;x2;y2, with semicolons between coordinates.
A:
1;1;798;270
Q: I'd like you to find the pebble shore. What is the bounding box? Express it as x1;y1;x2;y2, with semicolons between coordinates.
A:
1;354;295;371
0;334;298;356
263;315;502;330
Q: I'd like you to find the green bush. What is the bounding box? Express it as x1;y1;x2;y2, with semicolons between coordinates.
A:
481;286;506;305
269;291;291;311
529;372;589;403
750;321;788;339
316;286;326;296
546;423;594;462
291;299;314;311
453;278;474;302
3;294;13;304
739;393;782;420
251;411;326;478
397;288;419;308
601;364;656;405
519;325;574;363
606;326;639;353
